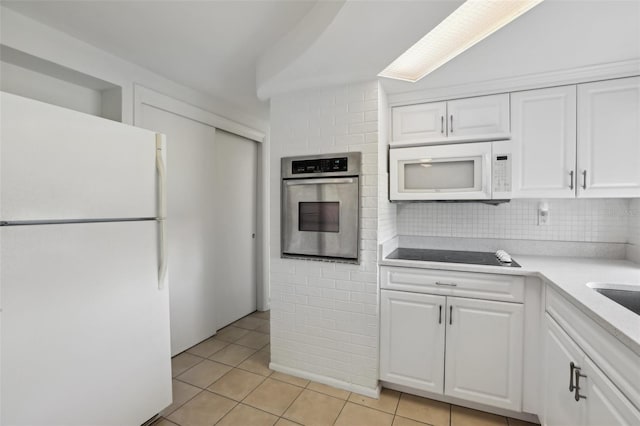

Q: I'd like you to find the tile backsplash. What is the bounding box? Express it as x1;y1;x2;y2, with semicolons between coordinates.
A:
397;199;632;243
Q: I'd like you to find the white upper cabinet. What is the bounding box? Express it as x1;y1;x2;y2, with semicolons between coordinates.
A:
508;76;639;199
391;94;510;146
392;101;447;143
446;94;510;141
577;76;640;198
511;86;577;198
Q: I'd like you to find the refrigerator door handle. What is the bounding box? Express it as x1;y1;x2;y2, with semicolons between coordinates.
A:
156;134;168;289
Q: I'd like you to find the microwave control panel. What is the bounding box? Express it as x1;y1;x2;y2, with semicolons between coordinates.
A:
493;153;512;193
292;157;348;174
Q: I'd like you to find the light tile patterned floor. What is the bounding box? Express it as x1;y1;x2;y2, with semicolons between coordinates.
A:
155;310;540;426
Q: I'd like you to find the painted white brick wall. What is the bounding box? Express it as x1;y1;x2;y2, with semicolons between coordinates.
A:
269;81;379;391
397;199;632;243
377;82;397;243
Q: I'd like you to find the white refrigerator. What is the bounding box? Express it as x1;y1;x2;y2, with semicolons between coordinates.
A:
0;92;172;425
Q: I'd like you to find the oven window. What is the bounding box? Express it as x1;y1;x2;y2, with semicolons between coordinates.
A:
299;202;339;233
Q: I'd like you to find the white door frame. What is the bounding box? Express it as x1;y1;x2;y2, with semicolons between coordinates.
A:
133;84;270;311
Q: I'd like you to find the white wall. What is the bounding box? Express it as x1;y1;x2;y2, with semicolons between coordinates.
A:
1;60;103;117
0;6;267;132
269;81;380;394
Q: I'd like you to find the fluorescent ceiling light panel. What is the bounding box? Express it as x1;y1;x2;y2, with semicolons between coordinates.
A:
379;0;544;82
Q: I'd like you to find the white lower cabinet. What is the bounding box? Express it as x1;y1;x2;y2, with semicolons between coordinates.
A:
380;290;445;393
543;313;585;425
380;287;524;411
583;356;640;426
544;313;640;426
445;297;523;411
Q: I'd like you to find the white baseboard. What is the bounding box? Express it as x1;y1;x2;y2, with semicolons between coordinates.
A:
269;362;381;399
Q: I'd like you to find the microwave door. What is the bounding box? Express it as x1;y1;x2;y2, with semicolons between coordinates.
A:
403;157;480;189
282;177;359;260
390;143;492;201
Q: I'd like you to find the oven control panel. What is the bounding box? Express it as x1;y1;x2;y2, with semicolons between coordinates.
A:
292;157;348;174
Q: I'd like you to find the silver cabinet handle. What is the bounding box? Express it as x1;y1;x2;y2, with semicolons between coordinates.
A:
569;362;577;391
450;115;454;133
436;281;458;287
569;171;574;190
574;367;587;401
440;116;444;134
582;170;587;190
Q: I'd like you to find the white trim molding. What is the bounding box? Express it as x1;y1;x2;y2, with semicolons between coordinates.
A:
386;59;640;107
134;84;265;143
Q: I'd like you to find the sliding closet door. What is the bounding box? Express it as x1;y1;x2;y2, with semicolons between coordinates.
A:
138;104;217;355
213;130;258;329
137;104;258;354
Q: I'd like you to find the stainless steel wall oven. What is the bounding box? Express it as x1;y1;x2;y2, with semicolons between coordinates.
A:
281;152;361;263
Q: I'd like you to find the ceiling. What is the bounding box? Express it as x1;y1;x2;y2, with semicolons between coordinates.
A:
1;0;318;119
380;0;640;96
2;1;639;121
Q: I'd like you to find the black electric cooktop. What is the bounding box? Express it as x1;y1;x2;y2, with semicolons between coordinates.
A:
386;248;521;268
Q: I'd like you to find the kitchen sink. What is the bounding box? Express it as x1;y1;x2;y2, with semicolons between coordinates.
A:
587;283;640;315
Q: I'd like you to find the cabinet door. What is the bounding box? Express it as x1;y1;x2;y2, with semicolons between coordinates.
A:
577;76;640;198
511;86;577;198
380;290;446;393
584;356;640;426
392;102;447;143
444;297;523;411
543;314;585;426
446;94;510;141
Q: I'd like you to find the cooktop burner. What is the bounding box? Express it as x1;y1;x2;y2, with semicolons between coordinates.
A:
386;248;521;268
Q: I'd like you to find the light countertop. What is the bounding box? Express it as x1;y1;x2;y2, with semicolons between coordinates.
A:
380;249;640;356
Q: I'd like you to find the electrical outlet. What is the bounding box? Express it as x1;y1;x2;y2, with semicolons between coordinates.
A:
538;202;550;225
538;211;550;225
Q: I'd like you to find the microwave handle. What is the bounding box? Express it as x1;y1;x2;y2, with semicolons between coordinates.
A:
285;177;356;186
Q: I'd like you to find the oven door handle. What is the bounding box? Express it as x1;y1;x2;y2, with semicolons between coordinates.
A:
285;177;356;186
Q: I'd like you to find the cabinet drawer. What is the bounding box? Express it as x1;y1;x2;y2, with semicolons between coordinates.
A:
381;266;524;303
546;286;640;410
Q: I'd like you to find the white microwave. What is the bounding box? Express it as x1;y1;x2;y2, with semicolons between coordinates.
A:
389;141;511;201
